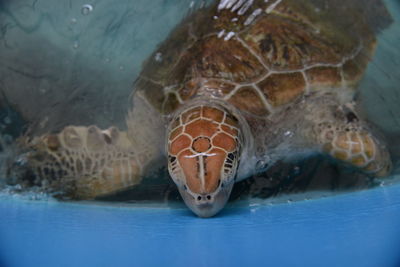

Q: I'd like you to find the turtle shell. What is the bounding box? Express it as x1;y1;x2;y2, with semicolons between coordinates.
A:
134;0;391;118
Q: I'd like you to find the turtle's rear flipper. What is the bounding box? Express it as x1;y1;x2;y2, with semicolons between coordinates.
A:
11;125;152;199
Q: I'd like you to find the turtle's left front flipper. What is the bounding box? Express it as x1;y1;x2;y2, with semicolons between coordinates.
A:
11;125;154;199
309;102;392;178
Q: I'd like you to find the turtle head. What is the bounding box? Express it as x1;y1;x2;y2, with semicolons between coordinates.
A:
167;104;242;217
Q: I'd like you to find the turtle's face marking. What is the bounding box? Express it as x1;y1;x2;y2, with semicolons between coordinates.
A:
167;105;242;217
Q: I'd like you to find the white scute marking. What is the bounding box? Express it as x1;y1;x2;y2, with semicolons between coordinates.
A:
185;152;218;158
199;156;206;191
244;8;262;25
218;0;235;10
218;0;254;15
224;31;235;41
218;29;226;38
231;0;247;12
238;0;254;15
266;0;282;13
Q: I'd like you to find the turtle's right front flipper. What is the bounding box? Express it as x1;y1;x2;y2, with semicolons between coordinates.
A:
12;125;154;199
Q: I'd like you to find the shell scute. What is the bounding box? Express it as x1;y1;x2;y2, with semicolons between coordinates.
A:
134;0;390;117
257;72;306;106
227;86;269;116
212;132;237;152
185;120;219;138
203;106;225;123
305;66;342;90
194;36;266;83
181;106;202;124
239;15;343;71
170;135;192;155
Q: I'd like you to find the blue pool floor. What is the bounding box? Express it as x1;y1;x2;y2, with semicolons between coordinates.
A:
1;183;400;267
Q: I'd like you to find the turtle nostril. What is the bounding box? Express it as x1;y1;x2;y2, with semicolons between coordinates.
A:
196;195;212;202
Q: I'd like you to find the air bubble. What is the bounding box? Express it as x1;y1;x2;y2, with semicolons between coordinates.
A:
2;134;12;144
154;52;163;62
293;166;301;175
256;160;268;170
284;131;293;137
81;4;93;15
15;156;27;166
72;40;79;49
3;116;11;124
14;184;22;190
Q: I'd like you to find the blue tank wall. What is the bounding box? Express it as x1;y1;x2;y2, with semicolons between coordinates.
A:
1;184;400;267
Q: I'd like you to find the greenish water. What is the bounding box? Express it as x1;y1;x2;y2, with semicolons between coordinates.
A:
0;0;399;206
1;2;400;267
361;0;400;137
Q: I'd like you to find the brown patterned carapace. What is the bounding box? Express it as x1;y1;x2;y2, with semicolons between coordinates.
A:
168;105;241;195
138;0;374;118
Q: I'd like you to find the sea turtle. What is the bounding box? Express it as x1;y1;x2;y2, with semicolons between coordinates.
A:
8;0;393;217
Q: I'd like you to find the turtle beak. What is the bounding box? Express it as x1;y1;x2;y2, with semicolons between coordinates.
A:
168;148;239;217
178;181;234;218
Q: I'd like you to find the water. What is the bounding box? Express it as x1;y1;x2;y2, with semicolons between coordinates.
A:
1;1;400;267
0;0;197;133
0;0;400;207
